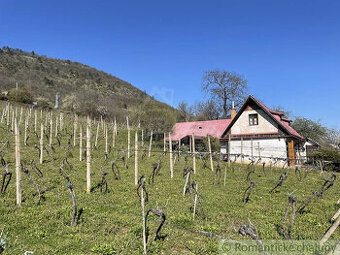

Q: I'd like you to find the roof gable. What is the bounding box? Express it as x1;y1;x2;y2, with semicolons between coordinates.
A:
222;96;304;140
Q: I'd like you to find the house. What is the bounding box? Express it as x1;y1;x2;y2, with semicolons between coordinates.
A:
170;95;306;166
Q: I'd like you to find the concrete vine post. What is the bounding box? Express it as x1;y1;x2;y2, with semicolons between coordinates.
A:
86;116;91;194
169;132;174;178
208;135;214;172
135;131;138;185
40;123;44;164
192;134;196;174
14;118;22;206
148;131;153;158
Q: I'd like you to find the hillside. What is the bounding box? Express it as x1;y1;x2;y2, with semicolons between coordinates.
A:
0;47;175;127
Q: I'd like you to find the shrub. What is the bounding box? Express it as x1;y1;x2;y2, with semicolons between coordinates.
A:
7;86;34;104
309;147;340;162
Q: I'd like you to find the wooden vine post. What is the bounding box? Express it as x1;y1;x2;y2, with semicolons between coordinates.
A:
228;134;231;168
127;116;130;158
148;131;153;158
163;133;166;152
34;109;37;132
86;116;91;194
55;116;58;137
40;123;44;164
141;181;147;254
14;118;22;206
24;117;28;146
112;123;116;148
105;123;108;155
320;214;340;246
95;122;99;148
141;129;144;147
73;114;78;146
49;113;53;146
241;137;244;165
169;132;173;178
79;124;83;161
193;184;198;220
135;131;138;185
208;135;214;172
192;134;196;174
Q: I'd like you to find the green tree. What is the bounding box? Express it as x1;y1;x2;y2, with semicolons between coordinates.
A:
291;117;327;143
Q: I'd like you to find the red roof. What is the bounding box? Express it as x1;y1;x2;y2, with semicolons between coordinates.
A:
253;97;304;140
171;96;304;141
170;119;231;141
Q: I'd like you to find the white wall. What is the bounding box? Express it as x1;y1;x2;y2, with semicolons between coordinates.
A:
231;108;279;135
221;138;288;165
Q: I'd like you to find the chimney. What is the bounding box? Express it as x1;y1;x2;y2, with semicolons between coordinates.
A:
231;101;237;120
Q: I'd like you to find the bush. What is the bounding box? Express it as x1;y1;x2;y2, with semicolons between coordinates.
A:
7;86;34;104
36;97;53;109
309;147;340;161
202;136;220;151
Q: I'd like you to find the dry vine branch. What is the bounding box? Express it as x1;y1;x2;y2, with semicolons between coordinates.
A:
0;156;12;194
269;172;287;193
298;174;336;214
22;163;41;205
243;182;255;203
137;176;149;204
111;161;121;180
282;193;297;239
145;204;167;242
59;165;77;226
239;220;264;255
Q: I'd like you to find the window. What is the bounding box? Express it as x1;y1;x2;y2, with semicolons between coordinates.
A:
249;114;258;126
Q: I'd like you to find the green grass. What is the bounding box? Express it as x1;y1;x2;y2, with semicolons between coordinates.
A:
0;109;339;255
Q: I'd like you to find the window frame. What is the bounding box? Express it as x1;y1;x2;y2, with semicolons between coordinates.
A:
249;113;259;126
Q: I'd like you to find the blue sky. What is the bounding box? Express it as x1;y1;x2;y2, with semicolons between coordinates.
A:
1;0;339;128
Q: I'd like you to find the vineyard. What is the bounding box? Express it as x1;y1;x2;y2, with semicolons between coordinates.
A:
0;102;339;255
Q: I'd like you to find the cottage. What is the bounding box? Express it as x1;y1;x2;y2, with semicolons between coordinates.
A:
170;95;306;166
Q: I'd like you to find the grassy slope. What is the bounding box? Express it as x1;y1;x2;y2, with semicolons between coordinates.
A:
0;106;339;255
0;47;173;120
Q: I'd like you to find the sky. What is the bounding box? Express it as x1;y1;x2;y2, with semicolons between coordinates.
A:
0;0;339;128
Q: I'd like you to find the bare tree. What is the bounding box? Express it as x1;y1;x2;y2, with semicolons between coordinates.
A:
202;70;248;118
177;101;193;122
192;100;220;120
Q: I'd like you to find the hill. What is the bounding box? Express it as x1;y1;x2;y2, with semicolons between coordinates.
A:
0;47;176;129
